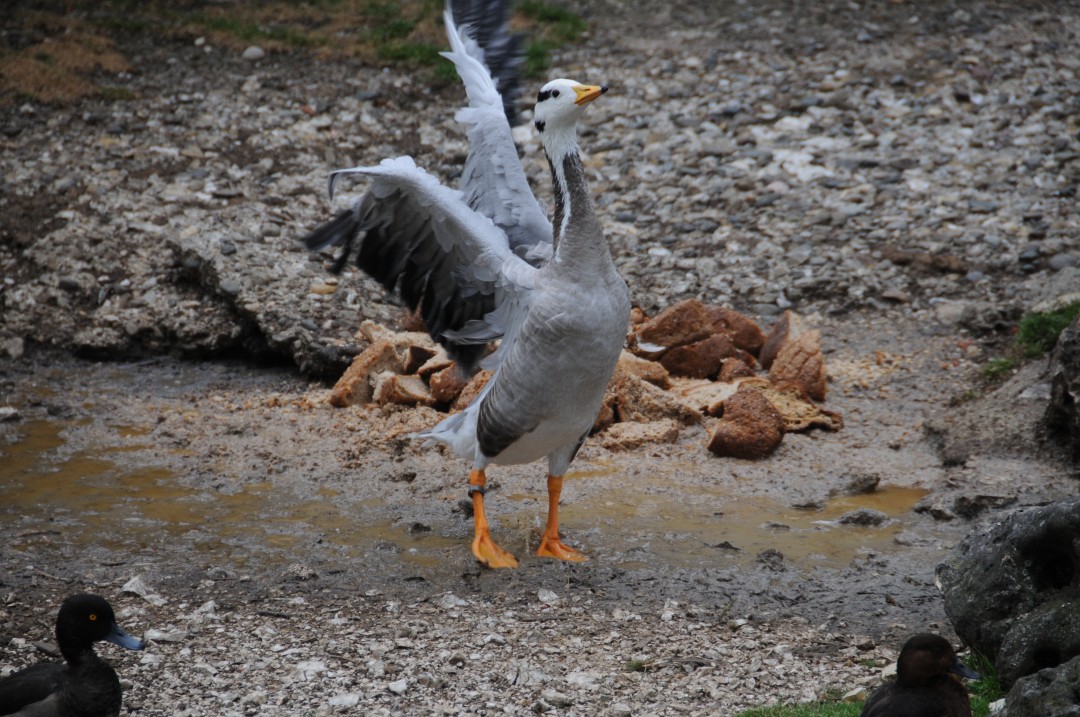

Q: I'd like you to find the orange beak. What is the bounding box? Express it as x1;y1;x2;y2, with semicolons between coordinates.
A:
572;84;608;105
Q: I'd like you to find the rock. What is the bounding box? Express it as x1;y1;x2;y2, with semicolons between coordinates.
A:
614;350;671;389
671;377;750;416
632;299;713;356
842;473;880;495
1044;313;1080;461
757;381;843;432
2;336;24;359
1000;655;1080;717
0;407;20;422
372;372;435;407
842;686;867;702
952;494;1018;519
659;333;737;379
704;306;766;355
937;496;1080;688
759;310;811;370
438;593;468;610
933;300;971;325
837;509;888;526
415;348;453;377
1048;254;1078;271
328;340;400;408
599;419;679;450
451;370;493;411
121;576;167;606
769;330;827;401
284;563;317;581
997;597;1080;688
387;678;408;695
609;371;703;426
328;693;361;708
718;357;756;381
143;628;188;643
402;345;436;374
592;393;616;432
537;589;559;605
706;385;785;459
358;320;435;353
242;46;265;61
429;365;469;404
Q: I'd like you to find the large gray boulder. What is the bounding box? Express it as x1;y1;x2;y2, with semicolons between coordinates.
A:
936;496;1080;688
1001;655;1080;717
1045;312;1080;462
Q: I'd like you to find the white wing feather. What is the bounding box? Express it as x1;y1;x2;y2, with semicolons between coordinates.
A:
441;8;552;259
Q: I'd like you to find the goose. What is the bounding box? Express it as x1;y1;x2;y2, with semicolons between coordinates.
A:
303;7;630;568
861;633;981;717
0;594;144;717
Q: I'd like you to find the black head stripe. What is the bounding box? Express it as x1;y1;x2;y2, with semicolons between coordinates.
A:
534;118;546;133
537;89;552;102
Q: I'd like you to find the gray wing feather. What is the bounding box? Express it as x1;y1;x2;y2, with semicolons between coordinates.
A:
441;7;553;263
330;156;538;308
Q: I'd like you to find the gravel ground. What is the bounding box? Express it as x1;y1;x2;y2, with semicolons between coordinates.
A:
2;1;1079;715
0;585;896;717
2;0;1078;373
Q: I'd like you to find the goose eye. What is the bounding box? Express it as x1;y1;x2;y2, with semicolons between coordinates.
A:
88;613;97;621
551;89;560;98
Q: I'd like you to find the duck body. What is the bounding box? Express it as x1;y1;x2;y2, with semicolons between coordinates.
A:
861;633;980;717
430;197;630;474
861;675;974;717
304;5;628;568
0;594;144;717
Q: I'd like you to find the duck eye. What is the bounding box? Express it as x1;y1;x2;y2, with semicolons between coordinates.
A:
88;613;97;621
551;89;560;98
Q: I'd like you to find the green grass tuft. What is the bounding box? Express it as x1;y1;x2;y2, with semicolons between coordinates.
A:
519;0;586;42
192;14;318;47
524;39;555;77
376;41;442;65
965;650;1005;717
624;659;651;672
98;85;136;101
735;700;862;717
981;356;1016;381
518;0;587;78
1015;302;1080;357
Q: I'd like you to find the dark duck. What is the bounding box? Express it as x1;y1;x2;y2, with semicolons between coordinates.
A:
861;633;981;717
0;594;144;717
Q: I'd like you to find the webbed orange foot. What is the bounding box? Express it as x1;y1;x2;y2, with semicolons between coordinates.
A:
472;530;519;569
536;535;588;562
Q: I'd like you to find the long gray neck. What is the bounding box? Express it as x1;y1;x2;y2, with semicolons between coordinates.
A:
545;146;611;273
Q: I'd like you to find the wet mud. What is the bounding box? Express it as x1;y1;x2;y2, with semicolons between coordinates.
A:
4;314;1072;639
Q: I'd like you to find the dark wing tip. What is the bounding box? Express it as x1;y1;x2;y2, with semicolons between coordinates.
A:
301;209;363;273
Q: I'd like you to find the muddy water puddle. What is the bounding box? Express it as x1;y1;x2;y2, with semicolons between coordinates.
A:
0;418;460;570
2;412;931;575
494;466;931;570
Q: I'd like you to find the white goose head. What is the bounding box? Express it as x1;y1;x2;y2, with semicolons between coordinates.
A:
533;78;607;159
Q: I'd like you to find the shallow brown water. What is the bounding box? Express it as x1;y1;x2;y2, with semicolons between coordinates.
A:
1;413;929;575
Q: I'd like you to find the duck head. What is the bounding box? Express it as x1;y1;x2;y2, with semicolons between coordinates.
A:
896;633;981;687
56;594;145;662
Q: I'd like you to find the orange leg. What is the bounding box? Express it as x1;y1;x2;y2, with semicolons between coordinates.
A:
536;474;587;562
469;469;519;569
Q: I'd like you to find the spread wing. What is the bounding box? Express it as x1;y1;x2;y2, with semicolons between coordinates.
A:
312;157;539;372
448;0;524;125
302;4;552;369
441;4;552;263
